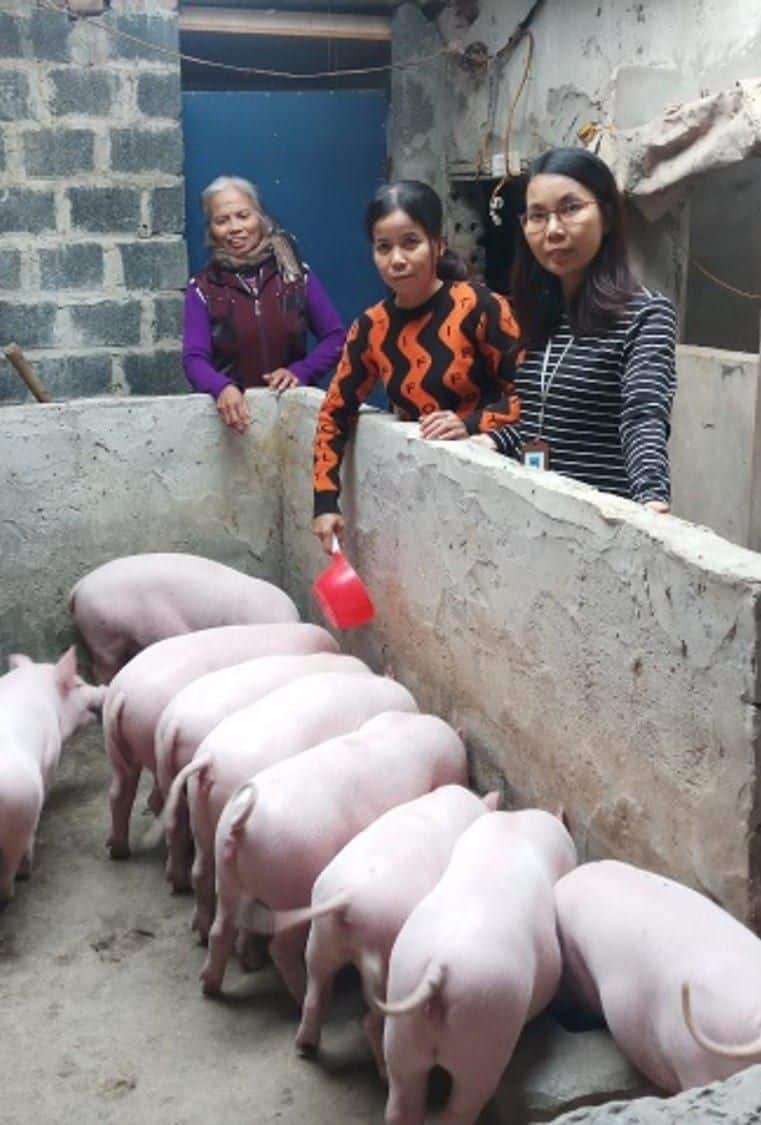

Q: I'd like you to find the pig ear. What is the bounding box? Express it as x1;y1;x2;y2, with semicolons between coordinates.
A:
55;646;79;691
8;653;32;670
482;790;501;812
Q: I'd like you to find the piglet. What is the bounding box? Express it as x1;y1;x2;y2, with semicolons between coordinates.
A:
166;671;418;948
103;623;337;859
379;810;577;1125
205;712;467;1003
554;859;761;1093
157;651;372;891
265;784;498;1069
69;553;299;683
0;648;104;902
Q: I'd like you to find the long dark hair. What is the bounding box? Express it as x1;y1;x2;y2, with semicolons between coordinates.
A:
364;180;468;282
510;148;639;349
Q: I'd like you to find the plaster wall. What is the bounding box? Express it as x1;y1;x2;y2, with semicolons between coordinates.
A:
670;346;761;552
0;392;280;662
1;385;761;931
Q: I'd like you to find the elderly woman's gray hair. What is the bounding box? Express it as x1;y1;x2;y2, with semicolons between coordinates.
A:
201;175;274;244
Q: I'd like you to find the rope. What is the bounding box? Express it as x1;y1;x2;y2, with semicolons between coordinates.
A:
691;259;761;301
35;0;457;80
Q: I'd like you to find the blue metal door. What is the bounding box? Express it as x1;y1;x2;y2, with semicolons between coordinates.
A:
182;90;387;336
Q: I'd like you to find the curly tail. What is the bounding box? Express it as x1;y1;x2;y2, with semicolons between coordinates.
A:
163;753;211;841
221;783;258;867
682;982;761;1058
249;890;351;937
155;715;181;798
103;690;129;772
375;962;445;1017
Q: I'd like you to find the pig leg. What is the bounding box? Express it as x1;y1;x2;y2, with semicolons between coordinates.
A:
385;1072;428;1125
165;796;193;893
270;923;308;1007
201;895;237;995
107;763;140;859
188;778;215;942
16;845;33;879
363;1008;387;1080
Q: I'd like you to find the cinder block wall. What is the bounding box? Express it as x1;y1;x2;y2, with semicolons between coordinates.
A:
0;0;186;402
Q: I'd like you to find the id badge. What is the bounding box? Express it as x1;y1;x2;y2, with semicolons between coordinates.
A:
522;438;551;470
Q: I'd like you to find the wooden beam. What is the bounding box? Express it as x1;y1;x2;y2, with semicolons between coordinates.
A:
179;8;391;42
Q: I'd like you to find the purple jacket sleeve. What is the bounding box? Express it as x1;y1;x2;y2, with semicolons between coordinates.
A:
289;270;346;385
182;284;232;399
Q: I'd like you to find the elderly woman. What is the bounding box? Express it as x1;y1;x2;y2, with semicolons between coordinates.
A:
183;176;346;433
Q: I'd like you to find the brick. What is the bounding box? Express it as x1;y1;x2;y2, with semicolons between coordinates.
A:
0;13;22;58
35;353;113;399
137;71;180;118
150;184;184;234
24;129;95;177
107;16;178;61
39;243;104;290
0;249;21;289
0;189;56;234
119;239;186;290
0;302;57;349
153;295;182;341
0;71;30;122
110;128;182;175
70;301;142;347
69;186;141;233
29;10;71;63
49;68;116;117
124;349;185;395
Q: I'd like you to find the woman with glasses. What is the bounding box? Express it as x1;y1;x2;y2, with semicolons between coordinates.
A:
475;147;677;511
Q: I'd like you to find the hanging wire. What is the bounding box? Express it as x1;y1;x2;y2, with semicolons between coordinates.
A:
36;0;458;81
691;259;761;301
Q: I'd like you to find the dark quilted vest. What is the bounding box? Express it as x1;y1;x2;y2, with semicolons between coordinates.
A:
193;259;307;388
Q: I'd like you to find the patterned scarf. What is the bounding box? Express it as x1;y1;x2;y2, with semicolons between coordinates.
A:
212;229;304;284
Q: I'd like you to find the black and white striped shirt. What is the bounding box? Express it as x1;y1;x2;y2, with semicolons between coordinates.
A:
491;289;677;503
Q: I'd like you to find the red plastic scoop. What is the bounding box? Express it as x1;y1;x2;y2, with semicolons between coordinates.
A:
312;536;375;630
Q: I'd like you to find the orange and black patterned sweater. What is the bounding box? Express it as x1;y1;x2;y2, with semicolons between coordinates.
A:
313;280;520;516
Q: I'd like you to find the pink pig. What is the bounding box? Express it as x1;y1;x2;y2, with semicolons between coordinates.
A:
204;712;467;1002
0;648;104;902
554;859;761;1093
379;810;577;1125
103;623;337;859
164;671;418;947
157;651;372;891
265;784;499;1069
69;553;299;683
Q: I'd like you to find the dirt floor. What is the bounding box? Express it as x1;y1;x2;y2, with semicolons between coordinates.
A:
0;727;390;1125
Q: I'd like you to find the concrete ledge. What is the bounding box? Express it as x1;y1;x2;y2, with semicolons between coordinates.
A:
280;391;761;926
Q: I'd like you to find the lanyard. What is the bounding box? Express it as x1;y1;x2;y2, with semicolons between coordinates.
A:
538;333;574;438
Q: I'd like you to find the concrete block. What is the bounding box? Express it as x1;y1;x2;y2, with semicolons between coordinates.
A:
110;128;183;175
137;71;181;118
551;1063;761;1124
123;349;186;395
39;243;104;290
34;353;113;400
0;249;21;289
69;186;141;233
49;68;116;117
107;15;178;60
0;189;56;234
0;70;30;122
153;294;182;341
0;301;57;349
29;9;71;63
150;184;184;234
69;301;142;347
24;129;95;177
0;12;22;57
119;239;186;290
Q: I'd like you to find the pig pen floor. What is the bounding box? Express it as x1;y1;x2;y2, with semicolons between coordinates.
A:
0;728;389;1125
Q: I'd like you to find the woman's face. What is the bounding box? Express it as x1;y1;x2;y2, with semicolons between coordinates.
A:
208;187;263;257
522;173;605;296
372;208;442;308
